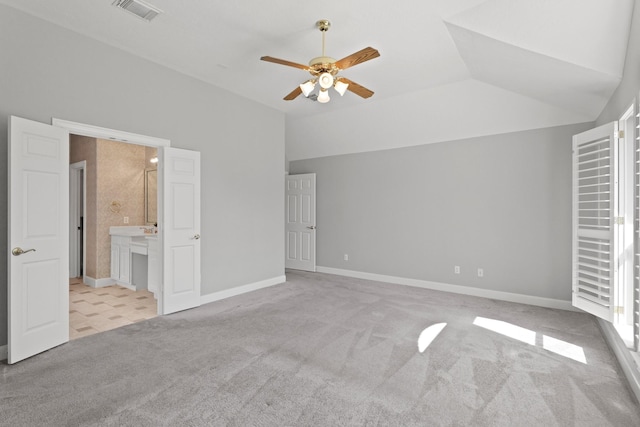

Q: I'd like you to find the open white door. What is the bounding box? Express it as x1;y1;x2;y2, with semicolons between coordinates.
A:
159;147;201;314
69;161;85;279
8;116;69;364
285;173;316;271
572;122;618;321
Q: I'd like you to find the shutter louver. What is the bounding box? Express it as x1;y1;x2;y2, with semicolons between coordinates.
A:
572;123;618;321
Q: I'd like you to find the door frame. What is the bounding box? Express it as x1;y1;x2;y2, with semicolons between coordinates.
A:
52;119;171;148
617;104;636;333
52;118;171;315
69;161;86;281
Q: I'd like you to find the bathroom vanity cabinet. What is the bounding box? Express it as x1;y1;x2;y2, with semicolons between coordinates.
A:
110;226;158;295
110;235;135;287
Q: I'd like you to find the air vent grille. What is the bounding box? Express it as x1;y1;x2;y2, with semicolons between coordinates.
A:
112;0;162;22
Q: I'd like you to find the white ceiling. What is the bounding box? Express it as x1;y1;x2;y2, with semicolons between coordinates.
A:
1;0;634;160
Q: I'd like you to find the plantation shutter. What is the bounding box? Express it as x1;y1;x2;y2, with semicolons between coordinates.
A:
572;122;618;321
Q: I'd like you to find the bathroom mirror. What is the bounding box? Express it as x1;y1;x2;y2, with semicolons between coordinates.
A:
145;168;157;225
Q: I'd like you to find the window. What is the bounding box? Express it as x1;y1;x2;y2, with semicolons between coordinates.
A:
572;100;640;353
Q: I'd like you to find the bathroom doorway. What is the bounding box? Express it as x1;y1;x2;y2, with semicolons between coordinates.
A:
9;115;201;362
68;136;159;339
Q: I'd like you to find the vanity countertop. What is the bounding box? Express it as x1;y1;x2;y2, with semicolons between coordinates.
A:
110;226;157;236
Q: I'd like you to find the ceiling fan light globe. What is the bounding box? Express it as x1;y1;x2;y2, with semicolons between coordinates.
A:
318;72;334;89
300;80;316;97
334;80;349;96
317;89;330;103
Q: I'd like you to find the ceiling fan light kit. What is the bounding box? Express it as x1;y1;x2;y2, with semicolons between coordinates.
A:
300;80;316;97
334;80;348;96
260;19;380;103
318;72;334;89
317;89;330;103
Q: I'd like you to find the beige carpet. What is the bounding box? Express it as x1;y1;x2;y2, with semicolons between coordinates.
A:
1;270;638;426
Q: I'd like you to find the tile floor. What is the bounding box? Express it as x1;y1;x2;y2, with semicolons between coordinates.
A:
69;278;157;340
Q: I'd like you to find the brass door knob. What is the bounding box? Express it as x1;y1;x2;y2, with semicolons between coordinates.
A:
12;247;36;256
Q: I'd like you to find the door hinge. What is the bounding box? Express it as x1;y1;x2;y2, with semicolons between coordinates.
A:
614;306;624;314
614;217;625;225
619;130;625;139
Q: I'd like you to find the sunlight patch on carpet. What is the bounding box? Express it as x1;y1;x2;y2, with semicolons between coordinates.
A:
542;335;587;364
473;317;536;345
473;317;587;364
417;323;447;353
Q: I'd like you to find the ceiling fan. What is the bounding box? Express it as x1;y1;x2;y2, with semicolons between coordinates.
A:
260;20;380;103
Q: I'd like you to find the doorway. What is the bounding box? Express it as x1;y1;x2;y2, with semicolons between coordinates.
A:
9;115;202;363
67;137;159;340
70;161;85;279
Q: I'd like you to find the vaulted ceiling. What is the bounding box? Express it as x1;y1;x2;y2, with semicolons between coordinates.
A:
1;0;634;160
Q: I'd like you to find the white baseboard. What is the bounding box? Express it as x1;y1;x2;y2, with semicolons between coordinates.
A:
200;275;286;306
0;344;7;361
316;266;575;311
84;276;115;288
115;282;136;291
597;319;640;404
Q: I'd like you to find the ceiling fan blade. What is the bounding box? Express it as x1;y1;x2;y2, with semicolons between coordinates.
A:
284;86;303;101
334;47;380;70
260;56;311;71
339;78;374;99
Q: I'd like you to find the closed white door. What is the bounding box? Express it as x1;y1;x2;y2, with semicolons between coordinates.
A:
159;147;201;314
8;116;69;364
285;174;316;271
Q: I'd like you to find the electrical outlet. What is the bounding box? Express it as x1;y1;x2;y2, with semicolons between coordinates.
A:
477;268;484;278
124;216;129;224
454;265;460;274
344;254;349;261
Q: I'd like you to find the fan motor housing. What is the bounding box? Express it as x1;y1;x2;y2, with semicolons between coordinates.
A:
309;56;338;75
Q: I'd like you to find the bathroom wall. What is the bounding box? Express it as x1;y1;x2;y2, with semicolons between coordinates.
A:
95;139;146;279
70;137;148;280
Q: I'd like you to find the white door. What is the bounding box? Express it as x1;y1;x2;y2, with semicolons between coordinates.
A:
8;116;69;364
69;162;85;279
285;173;316;271
572;122;618;321
159;147;201;314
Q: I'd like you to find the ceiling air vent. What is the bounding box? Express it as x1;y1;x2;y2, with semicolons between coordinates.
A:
112;0;163;22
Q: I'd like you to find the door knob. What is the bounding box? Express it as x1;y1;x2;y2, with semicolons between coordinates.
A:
12;247;36;256
193;234;200;240
306;226;316;230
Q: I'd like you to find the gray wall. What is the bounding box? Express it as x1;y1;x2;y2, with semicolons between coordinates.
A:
290;123;592;301
597;0;640;124
0;6;285;347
